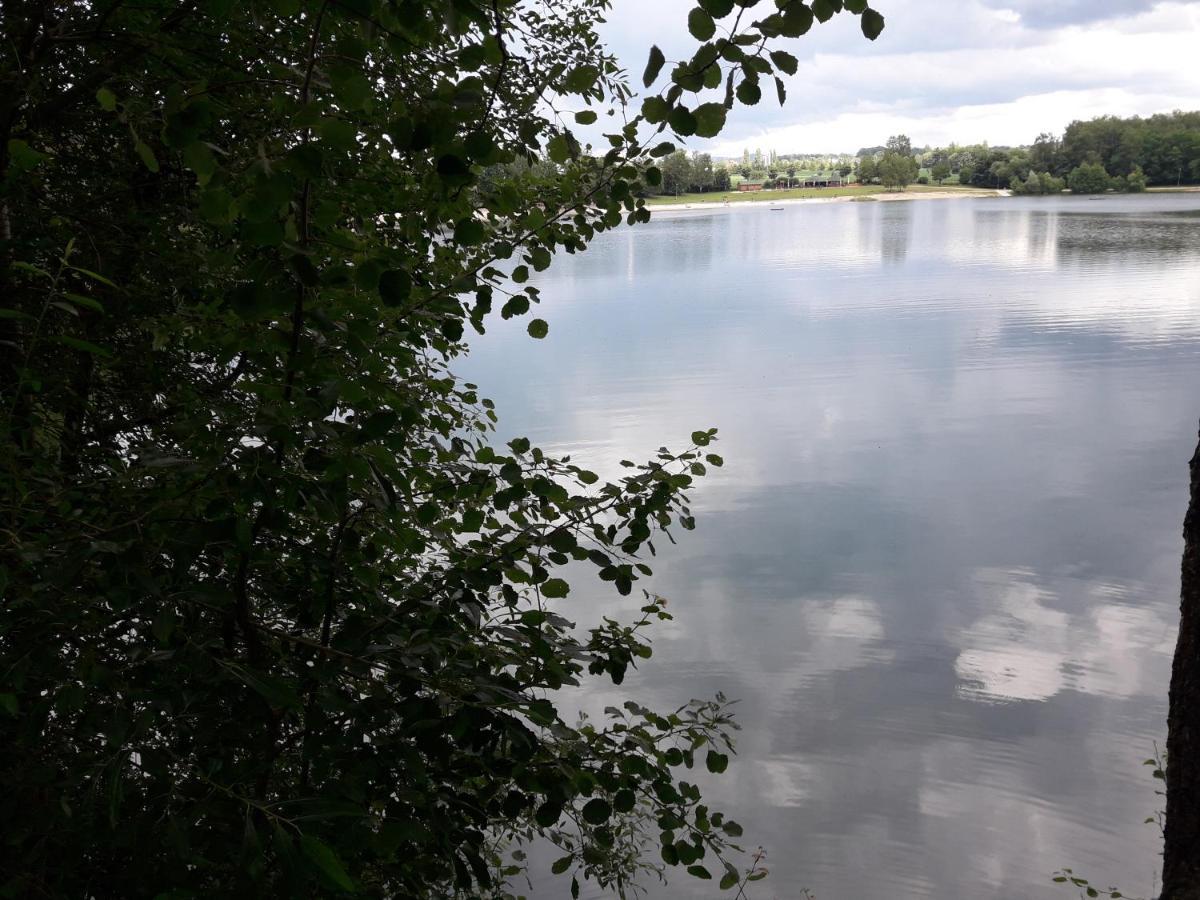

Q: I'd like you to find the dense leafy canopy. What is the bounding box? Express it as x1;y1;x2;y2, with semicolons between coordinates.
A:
0;0;882;897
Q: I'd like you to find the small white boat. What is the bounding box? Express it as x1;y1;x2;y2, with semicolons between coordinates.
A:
769;205;785;210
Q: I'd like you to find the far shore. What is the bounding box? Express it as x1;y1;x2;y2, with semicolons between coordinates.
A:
645;187;1008;211
644;183;1200;212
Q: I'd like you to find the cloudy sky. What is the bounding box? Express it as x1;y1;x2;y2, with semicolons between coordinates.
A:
596;0;1200;155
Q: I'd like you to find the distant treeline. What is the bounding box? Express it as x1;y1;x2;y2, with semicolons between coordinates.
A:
930;111;1200;188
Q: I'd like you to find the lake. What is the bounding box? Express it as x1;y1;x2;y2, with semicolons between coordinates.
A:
460;193;1200;899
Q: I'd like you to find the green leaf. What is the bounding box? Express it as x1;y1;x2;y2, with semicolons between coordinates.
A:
769;50;798;75
812;0;835;21
668;107;697;136
574;110;597;125
54;335;112;357
551;855;573;875
643;46;666;87
721;820;743;837
692;103;727;138
705;751;729;773
453;218;486;245
699;0;735;15
299;835;356;892
378;269;412;306
318;118;357;151
541;578;569;598
642;96;670;124
96;87;117;111
547;134;571;163
565;65;599;93
199;188;235;224
860;7;885;39
720;871;739;890
736;79;761;106
0;693;17;716
182;142;217;185
8;139;47;172
535;801;562;828
527;318;549;339
687;865;712;879
581;798;611;825
775;76;786;106
649;142;675;158
687;7;716;40
135;141;159;173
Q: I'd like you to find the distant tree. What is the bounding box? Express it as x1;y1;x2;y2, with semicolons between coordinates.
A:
739;164;753;179
878;151;919;190
1038;171;1066;193
885;134;913;157
858;156;879;183
786;165;797;187
839;163;853;178
661;150;694;195
1068;161;1112;194
931;161;951;184
1030;132;1063;175
1125;164;1148;192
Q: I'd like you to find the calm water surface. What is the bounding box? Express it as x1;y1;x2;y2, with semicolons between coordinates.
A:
460;194;1200;899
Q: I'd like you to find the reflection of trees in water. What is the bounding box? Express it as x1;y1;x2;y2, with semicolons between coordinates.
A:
1054;214;1200;261
880;204;913;264
852;202;913;264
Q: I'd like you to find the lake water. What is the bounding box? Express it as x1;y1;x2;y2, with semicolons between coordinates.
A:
460;193;1200;899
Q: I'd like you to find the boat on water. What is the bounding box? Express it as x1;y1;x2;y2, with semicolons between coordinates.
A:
769;205;785;210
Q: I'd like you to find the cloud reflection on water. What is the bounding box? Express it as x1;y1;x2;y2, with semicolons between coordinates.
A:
460;194;1200;899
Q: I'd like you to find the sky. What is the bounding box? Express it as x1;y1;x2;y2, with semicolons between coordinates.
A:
595;0;1200;156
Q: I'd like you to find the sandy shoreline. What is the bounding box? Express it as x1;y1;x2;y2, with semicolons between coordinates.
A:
645;189;1009;212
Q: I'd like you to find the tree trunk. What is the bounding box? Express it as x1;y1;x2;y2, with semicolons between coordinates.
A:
1164;425;1200;899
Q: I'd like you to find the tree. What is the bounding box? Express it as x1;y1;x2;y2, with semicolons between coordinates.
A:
1125;164;1148;192
1030;132;1063;175
786;165;797;188
858;156;879;184
931;161;951;184
839;164;853;179
0;1;888;898
886;134;913;157
1038;171;1066;194
1068;162;1113;193
1166;432;1200;900
878;151;919;190
661;150;694;195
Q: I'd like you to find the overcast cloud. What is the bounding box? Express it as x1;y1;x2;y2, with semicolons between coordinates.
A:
596;0;1200;155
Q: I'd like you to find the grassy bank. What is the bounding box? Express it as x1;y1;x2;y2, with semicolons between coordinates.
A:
645;183;987;206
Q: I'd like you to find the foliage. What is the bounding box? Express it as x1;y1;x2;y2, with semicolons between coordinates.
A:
0;0;884;897
1010;170;1065;195
1060;111;1200;185
930;161;951;184
652;151;729;196
1125;165;1148;193
1068;162;1113;194
878;149;919;190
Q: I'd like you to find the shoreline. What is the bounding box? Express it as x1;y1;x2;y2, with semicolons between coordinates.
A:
645;189;1008;211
